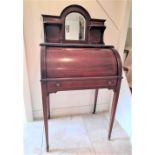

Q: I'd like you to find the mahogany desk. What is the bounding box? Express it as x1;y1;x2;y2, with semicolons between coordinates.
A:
40;5;122;152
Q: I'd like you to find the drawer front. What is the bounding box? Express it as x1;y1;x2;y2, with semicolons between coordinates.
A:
47;79;117;92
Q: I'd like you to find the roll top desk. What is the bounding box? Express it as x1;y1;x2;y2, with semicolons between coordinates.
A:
40;5;122;152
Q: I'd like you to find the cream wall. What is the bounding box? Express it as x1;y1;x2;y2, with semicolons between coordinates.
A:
24;47;33;121
24;0;131;119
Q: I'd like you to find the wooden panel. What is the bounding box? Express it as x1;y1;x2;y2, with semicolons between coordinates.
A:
90;28;103;43
46;47;118;78
44;24;61;42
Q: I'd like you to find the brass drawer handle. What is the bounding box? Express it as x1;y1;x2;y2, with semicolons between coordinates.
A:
108;80;113;85
55;83;61;87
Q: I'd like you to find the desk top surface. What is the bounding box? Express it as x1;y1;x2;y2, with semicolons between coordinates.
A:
40;43;114;48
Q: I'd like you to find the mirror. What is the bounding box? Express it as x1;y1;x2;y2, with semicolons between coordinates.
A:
65;13;86;41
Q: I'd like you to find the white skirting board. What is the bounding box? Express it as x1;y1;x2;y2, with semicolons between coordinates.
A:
33;89;112;119
33;103;109;119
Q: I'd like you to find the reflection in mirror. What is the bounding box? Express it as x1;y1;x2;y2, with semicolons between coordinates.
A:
65;13;86;41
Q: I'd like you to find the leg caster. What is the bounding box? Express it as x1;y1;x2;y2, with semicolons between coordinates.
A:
46;145;49;152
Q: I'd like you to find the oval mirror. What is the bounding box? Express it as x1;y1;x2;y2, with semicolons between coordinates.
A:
65;13;86;41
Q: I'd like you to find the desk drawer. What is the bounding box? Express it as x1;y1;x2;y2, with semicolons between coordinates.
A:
47;79;117;92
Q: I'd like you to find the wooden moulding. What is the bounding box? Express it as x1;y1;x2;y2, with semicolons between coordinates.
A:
42;4;106;44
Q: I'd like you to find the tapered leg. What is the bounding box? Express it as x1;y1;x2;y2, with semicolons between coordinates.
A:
41;82;49;152
108;82;121;140
93;89;99;114
47;95;50;119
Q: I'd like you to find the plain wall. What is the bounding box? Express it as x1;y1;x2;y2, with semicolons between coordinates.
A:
23;46;33;121
23;0;131;128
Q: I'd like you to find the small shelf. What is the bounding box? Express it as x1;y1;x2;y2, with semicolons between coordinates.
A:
89;24;105;27
43;21;63;25
88;24;105;30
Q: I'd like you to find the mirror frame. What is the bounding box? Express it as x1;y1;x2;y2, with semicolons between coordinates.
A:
60;5;91;43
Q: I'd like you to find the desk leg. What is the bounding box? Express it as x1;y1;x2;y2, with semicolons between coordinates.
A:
47;96;50;119
108;83;121;140
93;89;99;114
41;83;49;152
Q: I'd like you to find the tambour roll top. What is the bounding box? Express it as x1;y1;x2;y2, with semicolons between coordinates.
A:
45;47;118;78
